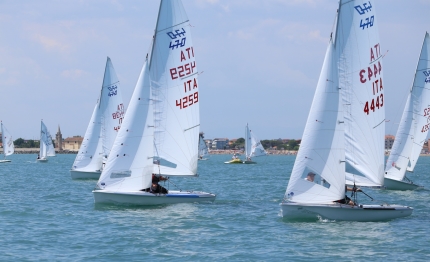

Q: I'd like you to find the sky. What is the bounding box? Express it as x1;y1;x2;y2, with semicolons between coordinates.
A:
0;0;429;140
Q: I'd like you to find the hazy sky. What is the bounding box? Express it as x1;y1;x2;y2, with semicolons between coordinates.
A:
0;0;429;140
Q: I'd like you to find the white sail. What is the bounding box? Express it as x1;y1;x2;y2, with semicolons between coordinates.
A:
245;124;252;158
198;135;209;158
385;32;430;181
97;59;154;191
150;0;199;177
250;128;266;158
72;57;124;172
40;120;55;158
335;0;385;187
285;39;345;204
1;122;14;157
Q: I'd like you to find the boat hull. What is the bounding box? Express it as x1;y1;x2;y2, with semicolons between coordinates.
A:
93;190;216;206
224;159;243;164
70;170;101;180
243;161;256;164
36;158;48;162
280;202;413;221
0;159;11;163
384;177;422;191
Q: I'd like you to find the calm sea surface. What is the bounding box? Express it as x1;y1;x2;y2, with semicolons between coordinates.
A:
0;154;429;261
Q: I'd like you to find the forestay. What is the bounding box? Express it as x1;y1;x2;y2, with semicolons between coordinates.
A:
97;59;154;191
1;122;14;157
285;40;345;204
150;0;200;177
385;32;430;181
72;57;124;172
335;0;385;187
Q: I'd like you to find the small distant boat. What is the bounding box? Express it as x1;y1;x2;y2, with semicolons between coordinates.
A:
224;153;243;164
224;124;266;164
37;120;55;162
384;32;430;190
0;121;14;163
280;0;412;221
70;57;124;179
198;134;209;161
243;123;266;164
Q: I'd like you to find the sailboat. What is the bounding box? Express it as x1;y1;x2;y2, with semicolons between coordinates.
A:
384;32;430;190
224;124;267;164
93;0;216;205
70;57;124;179
243;123;266;164
0;121;14;163
198;133;209;160
280;0;412;221
37;120;55;162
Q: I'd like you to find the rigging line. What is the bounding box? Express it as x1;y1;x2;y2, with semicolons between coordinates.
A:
184;124;200;132
373;118;385;129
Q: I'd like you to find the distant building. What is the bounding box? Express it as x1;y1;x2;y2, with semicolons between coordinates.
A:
63;136;83;151
385;135;395;150
212;138;229;150
55;125;63;150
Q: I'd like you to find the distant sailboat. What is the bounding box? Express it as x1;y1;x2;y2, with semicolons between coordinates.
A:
224;124;266;164
70;57;124;179
243;123;266;164
93;0;216;205
0;121;14;163
280;0;412;221
198;133;209;160
37;120;55;162
384;32;430;190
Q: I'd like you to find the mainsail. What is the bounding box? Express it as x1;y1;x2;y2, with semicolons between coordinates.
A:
72;57;124;172
245;124;267;158
335;0;385;187
385;32;430;181
1;122;14;157
40;120;55;158
150;0;200;177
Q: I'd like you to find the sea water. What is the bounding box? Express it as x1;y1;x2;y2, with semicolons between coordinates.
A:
0;154;429;261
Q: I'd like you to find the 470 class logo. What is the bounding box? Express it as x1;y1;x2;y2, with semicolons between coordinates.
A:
424;70;430;84
167;28;186;50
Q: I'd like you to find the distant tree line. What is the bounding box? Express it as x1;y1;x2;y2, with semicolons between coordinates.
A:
230;138;300;151
13;138;41;148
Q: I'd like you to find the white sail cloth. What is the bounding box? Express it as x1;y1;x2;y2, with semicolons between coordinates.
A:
1;122;14;157
97;60;154;191
285;40;345;204
245;124;267;158
72;57;124;172
385;32;430;181
150;0;200;177
335;0;385;187
198;136;209;158
40;120;55;158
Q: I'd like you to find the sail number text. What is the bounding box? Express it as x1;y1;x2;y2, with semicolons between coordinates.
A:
424;70;430;84
176;92;199;109
354;2;374;30
112;103;124;131
362;44;384;115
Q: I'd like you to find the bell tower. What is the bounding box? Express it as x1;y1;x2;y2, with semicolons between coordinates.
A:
56;125;63;151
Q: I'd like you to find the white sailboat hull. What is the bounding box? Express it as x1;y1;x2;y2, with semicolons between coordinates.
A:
280;202;413;222
93;190;216;206
36;158;48;162
0;159;11;163
384;177;422;191
70;170;101;180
